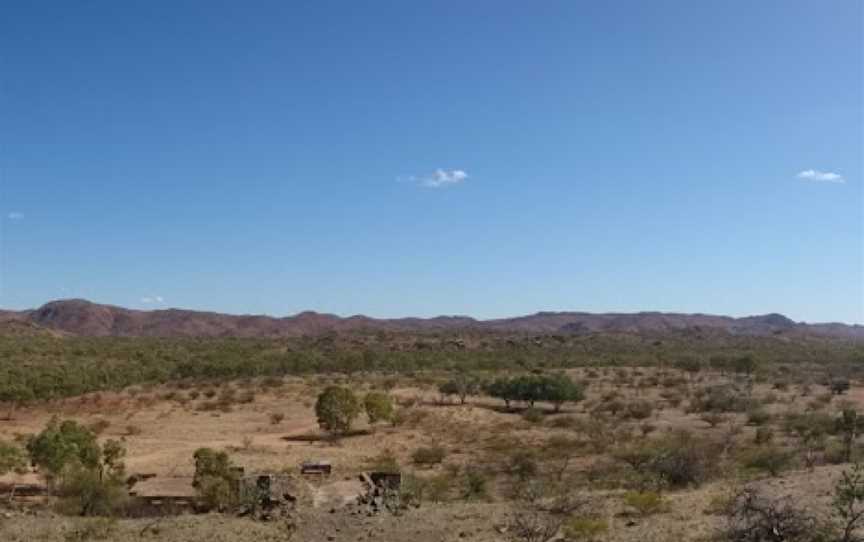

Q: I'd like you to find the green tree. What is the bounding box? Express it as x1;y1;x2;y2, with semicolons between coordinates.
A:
485;377;518;409
0;440;26;475
364;391;394;426
192;447;240;511
26;418;128;516
26;417;101;485
0;377;35;420
540;373;585;412
314;386;361;435
438;373;479;405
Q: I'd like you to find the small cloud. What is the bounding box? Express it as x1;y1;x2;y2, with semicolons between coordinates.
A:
797;169;845;183
404;169;469;188
140;296;165;304
7;212;24;220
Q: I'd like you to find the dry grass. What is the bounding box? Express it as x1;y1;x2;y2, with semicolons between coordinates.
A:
0;368;861;541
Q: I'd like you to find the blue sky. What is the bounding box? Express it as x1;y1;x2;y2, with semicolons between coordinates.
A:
1;1;862;323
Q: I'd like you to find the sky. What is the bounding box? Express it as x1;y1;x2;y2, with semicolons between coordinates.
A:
0;1;862;323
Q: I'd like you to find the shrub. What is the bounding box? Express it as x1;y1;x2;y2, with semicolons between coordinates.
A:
424;473;452;503
269;412;285;425
192;448;239;511
741;446;794;477
508;449;539;482
624;490;665;516
616;430;719;490
412;446;446;467
649;430;719;488
0;439;26;475
438;373;480;404
57;465;128;517
832;379;852;395
562;517;609;541
701;412;727;428
62;518;118;542
772;380;789;392
547;416;579;429
747;408;771;426
689;385;748;413
363;391;394;425
88;419;111;436
719;487;825;542
624;400;654;420
461;467;488;500
367;449;400;473
754;427;774;445
522;407;544;424
833;462;864;542
661;391;683;408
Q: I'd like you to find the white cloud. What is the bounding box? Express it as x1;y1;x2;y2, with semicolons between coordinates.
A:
405;169;469;188
797;169;845;183
7;212;24;220
141;296;165;304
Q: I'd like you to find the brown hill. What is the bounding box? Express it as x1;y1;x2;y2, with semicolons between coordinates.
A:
0;299;861;340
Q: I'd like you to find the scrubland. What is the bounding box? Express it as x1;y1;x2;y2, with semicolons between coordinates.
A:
1;332;863;541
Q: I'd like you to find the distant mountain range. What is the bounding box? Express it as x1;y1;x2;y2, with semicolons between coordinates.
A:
0;299;861;341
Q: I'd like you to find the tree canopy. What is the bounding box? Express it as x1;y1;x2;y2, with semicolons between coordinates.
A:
315;386;361;435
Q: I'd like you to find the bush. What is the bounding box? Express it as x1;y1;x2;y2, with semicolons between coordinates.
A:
689;385;748;413
522;407;544;424
747;408;771;426
649;430;719;488
719;487;826;542
624;490;665;516
832;379;851;395
192;448;239;511
461;467;488;500
57;465;128;517
741;446;794;477
624;400;654;420
62;518;118;542
508;449;539;482
0;439;26;475
438;374;480;404
367;449;400;473
754;427;774;445
364;391;394;425
562;517;609;541
701;412;727;428
833;462;864;542
269;412;285;425
88;419;111;436
412;446;446;467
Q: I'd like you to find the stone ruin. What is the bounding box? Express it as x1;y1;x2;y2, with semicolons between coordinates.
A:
237;473;303;521
353;472;403;515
